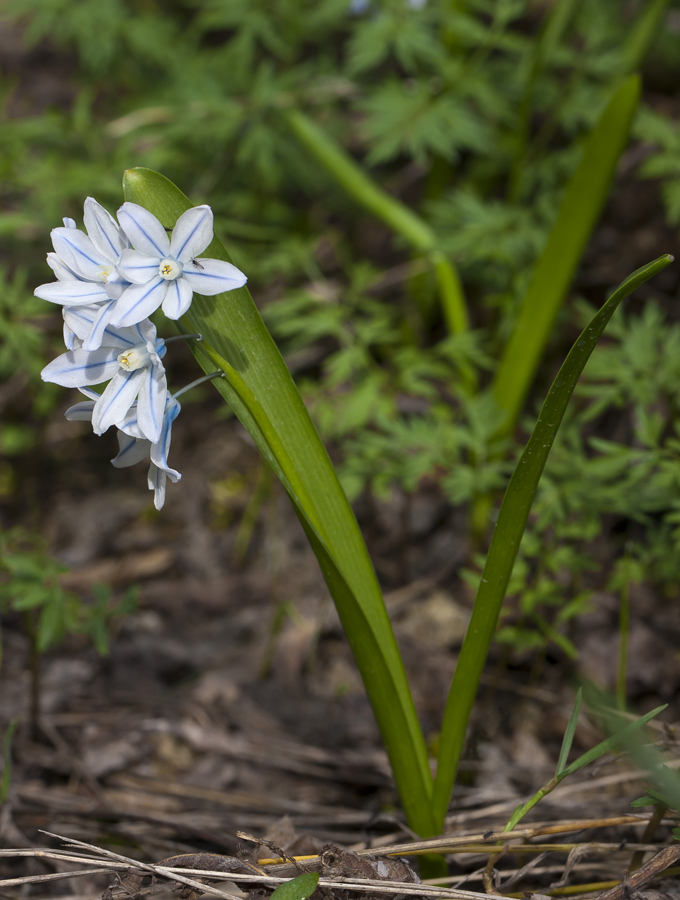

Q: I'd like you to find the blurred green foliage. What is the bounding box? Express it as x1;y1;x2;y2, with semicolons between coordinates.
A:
0;528;137;656
1;0;680;662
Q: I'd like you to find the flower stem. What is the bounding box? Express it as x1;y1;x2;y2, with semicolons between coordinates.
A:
164;333;203;344
173;370;224;399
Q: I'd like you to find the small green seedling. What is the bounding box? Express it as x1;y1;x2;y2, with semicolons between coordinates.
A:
504;695;666;831
269;873;319;900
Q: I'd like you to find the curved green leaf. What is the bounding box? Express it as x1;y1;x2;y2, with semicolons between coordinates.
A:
431;253;673;829
493;75;641;435
122;168;437;836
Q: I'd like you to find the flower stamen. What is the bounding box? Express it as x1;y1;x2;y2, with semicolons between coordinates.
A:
158;258;182;281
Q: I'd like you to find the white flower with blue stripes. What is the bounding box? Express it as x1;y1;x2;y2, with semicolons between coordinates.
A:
41;311;167;444
65;388;182;510
34;198;132;351
111;202;247;326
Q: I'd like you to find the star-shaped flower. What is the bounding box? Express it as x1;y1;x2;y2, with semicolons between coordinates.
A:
41;312;167;443
65;388;181;510
112;202;247;326
34;198;132;351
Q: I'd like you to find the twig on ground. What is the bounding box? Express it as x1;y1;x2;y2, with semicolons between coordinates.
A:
594;844;680;900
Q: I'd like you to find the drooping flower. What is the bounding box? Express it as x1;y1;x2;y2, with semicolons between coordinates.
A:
41;312;167;443
65;387;181;510
34;198;132;351
112;203;247;326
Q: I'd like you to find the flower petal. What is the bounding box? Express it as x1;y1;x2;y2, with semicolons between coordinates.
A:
85;302;124;352
62;305;104;341
64;304;139;353
117;248;161;284
170;205;213;263
117;202;171;258
150;396;181;477
147;463;168;509
35;281;109;306
92;369;144;434
161;276;193;319
133;318;157;344
109;278;167;327
64;400;95;421
52;227;111;281
41;348;119;387
116;404;145;440
47;252;79;282
112;432;151;468
77;386;102;401
181;259;247;296
63;315;78;350
136;365;167;444
105;270;130;299
83;197;126;260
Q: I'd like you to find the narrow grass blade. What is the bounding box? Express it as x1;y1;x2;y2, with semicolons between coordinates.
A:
284;109;468;334
561;704;666;780
493;75;641;435
556;688;582;777
122;169;437;838
504;704;666;832
430;253;673;830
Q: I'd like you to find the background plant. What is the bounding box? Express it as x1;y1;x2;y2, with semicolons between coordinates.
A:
0;528;137;734
0;0;679;838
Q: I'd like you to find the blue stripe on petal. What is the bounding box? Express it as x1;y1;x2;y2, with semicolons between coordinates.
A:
181;259;247;296
41;349;119;387
35;281;109;305
136;366;166;443
170;205;213;262
117;203;171;258
111;433;151;468
109;278;167;327
92;369;143;434
52;229;110;281
84;197;125;259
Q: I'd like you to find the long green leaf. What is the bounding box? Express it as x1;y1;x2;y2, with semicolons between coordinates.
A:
493;75;641;435
122;169;437;837
430;253;673;830
284;109;468;334
621;0;671;72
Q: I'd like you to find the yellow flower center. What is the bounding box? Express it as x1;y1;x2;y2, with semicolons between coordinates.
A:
158;258;182;281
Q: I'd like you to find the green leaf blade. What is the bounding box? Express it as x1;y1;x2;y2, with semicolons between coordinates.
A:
122;168;437;837
430;253;673;830
493;75;642;434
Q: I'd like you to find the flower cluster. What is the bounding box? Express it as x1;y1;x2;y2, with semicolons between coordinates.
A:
37;198;246;508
